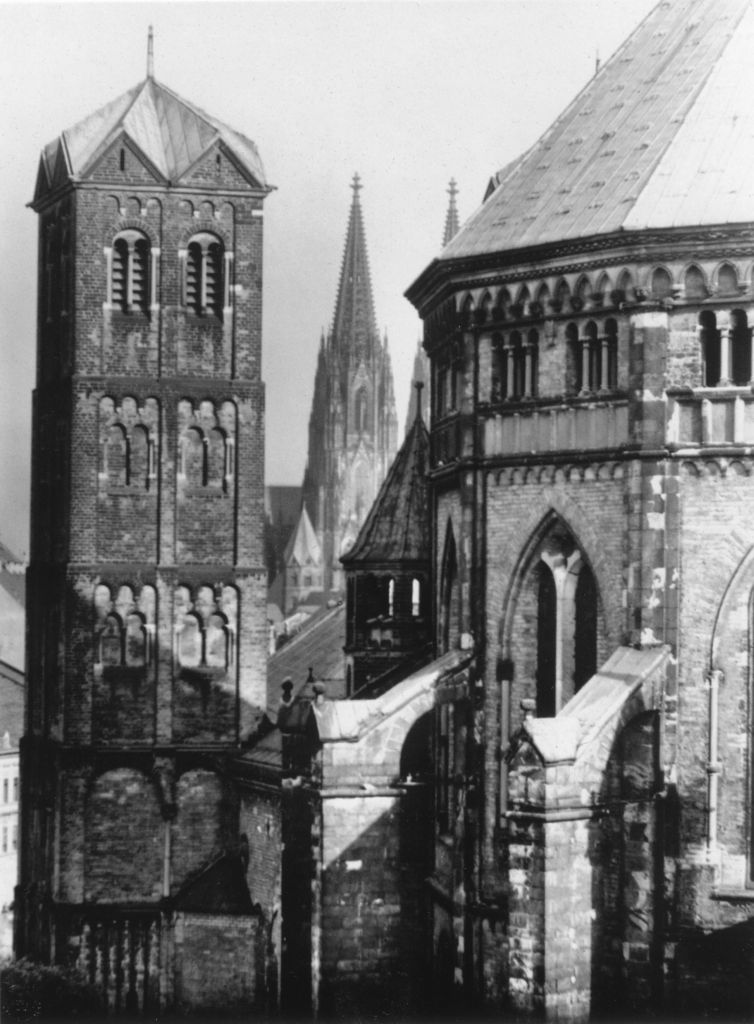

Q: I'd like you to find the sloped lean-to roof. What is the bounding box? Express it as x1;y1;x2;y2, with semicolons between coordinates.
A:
34;74;269;200
433;0;754;263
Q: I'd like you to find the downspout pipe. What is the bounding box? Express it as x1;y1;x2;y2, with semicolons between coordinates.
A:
706;668;723;858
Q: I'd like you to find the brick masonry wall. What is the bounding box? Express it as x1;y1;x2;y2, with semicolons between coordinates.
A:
173;912;261;1013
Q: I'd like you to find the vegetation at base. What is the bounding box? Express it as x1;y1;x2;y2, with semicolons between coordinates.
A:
0;958;102;1022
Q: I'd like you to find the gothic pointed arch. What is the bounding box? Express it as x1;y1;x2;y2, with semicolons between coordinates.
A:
499;508;604;720
440;519;460;652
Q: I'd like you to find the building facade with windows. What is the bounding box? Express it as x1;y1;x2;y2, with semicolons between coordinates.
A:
18;69;279;1015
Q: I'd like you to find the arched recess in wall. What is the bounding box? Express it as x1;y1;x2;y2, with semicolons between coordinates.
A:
706;540;754;882
440;520;460;653
170;769;233;893
499;510;604;717
85;768;162;901
354;386;369;434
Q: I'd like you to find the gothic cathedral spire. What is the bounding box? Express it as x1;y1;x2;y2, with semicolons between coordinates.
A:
302;176;398;595
443;178;459;247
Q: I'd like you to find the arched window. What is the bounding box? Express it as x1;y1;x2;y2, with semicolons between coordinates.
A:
178;614;202;668
130;425;149;490
651;266;672;300
730;309;751;386
700;311;721;386
105;424;128;486
718;263;738;296
509;331;524;398
125;613;147;667
585;321;600;393
182;427;205;486
111;231;150;314
684;265;707;300
100;613;123;666
206;613;229;668
605;319;618;389
207;428;226;489
536;563;557;717
355;388;369;433
387;577;395;618
185;234;224;317
441;525;460;652
555;279;570;312
566;323;581;395
412;577;422;618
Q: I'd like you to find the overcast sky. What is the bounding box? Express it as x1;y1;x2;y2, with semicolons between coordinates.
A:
0;0;655;558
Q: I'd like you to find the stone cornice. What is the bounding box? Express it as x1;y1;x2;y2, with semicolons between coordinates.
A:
406;224;754;315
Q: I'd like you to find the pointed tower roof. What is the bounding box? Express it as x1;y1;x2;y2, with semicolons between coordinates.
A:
442;178;460;247
342;385;429;566
426;0;754;263
33;74;270;206
283;506;322;568
331;174;379;352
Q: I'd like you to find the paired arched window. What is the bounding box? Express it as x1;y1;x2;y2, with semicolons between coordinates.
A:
101;416;154;490
491;330;538;400
185;234;224;317
175;584;236;671
179;424;231;490
567;319;618;394
701;310;751;387
110;230;150;314
95;583;156;668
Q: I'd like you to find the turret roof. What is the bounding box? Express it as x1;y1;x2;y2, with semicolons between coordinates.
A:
431;0;754;263
341;392;429;566
34;75;268;202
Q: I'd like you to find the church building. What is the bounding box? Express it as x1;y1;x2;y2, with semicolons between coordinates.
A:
301;176;398;593
276;1;754;1020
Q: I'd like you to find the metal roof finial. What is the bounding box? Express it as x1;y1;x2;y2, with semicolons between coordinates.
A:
414;380;424;422
147;26;155;79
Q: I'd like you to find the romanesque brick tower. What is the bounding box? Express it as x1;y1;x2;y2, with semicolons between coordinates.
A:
17;53;274;1014
302;175;398;592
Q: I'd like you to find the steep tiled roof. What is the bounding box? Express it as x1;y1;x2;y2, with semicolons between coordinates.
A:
341;404;429;565
438;0;754;261
35;76;268;196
